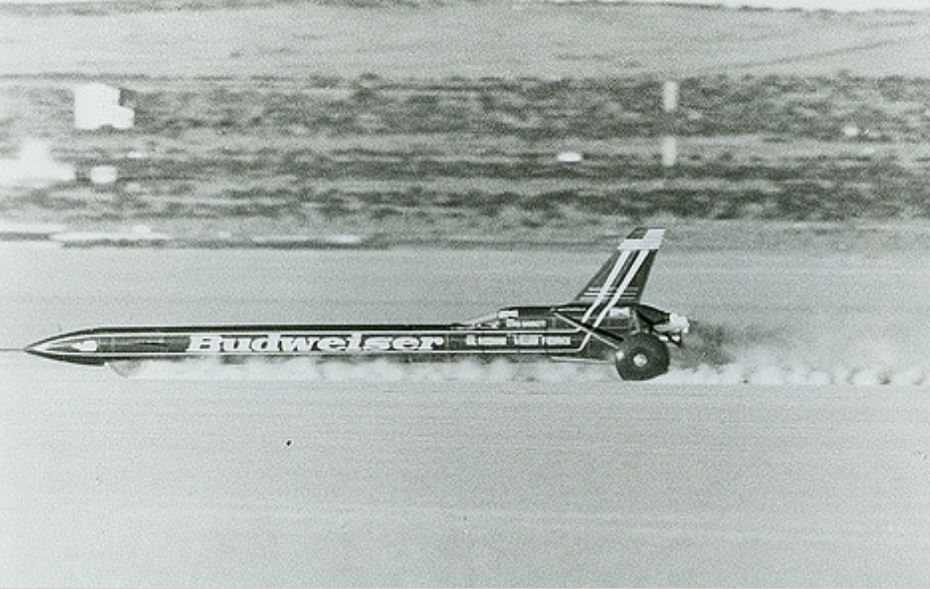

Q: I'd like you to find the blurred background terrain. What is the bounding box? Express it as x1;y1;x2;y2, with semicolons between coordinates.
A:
1;1;930;247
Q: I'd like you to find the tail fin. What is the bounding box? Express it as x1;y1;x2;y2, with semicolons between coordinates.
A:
573;227;665;323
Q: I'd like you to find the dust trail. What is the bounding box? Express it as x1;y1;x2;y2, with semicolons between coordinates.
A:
656;321;928;386
113;357;617;383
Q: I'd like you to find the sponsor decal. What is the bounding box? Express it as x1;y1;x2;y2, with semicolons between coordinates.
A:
187;333;445;354
514;334;542;346
505;319;547;328
465;335;508;347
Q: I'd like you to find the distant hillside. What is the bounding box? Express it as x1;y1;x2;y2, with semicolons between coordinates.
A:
2;0;929;244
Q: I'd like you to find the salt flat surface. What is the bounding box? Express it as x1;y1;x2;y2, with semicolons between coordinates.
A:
2;243;930;586
2;3;930;78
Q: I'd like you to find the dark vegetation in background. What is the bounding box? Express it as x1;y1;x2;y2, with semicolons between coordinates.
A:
131;75;930;142
2;74;929;230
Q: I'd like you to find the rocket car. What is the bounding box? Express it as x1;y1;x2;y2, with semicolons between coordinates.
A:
26;227;688;381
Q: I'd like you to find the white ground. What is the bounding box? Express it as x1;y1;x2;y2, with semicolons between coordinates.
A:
1;243;930;586
3;3;930;78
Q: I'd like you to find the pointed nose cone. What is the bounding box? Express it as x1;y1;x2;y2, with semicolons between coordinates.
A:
24;338;54;360
26;332;106;366
24;341;42;357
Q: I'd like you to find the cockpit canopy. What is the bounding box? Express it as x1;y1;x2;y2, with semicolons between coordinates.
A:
463;306;554;329
462;303;650;332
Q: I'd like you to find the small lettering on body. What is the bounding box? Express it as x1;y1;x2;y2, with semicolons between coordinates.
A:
465;335;508;347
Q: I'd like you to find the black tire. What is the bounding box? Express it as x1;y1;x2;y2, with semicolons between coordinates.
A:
614;333;670;381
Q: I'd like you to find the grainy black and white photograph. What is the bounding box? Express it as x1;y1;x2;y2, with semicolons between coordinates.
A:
1;0;930;586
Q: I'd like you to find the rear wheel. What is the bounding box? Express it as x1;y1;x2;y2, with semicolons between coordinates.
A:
614;333;669;381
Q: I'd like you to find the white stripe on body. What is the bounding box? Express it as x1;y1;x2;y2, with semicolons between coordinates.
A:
580;230;663;320
592;249;649;329
619;229;664;251
580;249;631;323
577;249;650;349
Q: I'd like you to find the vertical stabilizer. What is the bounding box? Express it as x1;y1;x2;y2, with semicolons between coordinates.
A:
573;228;664;325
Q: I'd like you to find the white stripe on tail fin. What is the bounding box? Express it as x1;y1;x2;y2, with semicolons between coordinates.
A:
574;228;665;325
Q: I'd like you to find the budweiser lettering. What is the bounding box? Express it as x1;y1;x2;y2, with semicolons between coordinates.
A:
187;333;445;353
